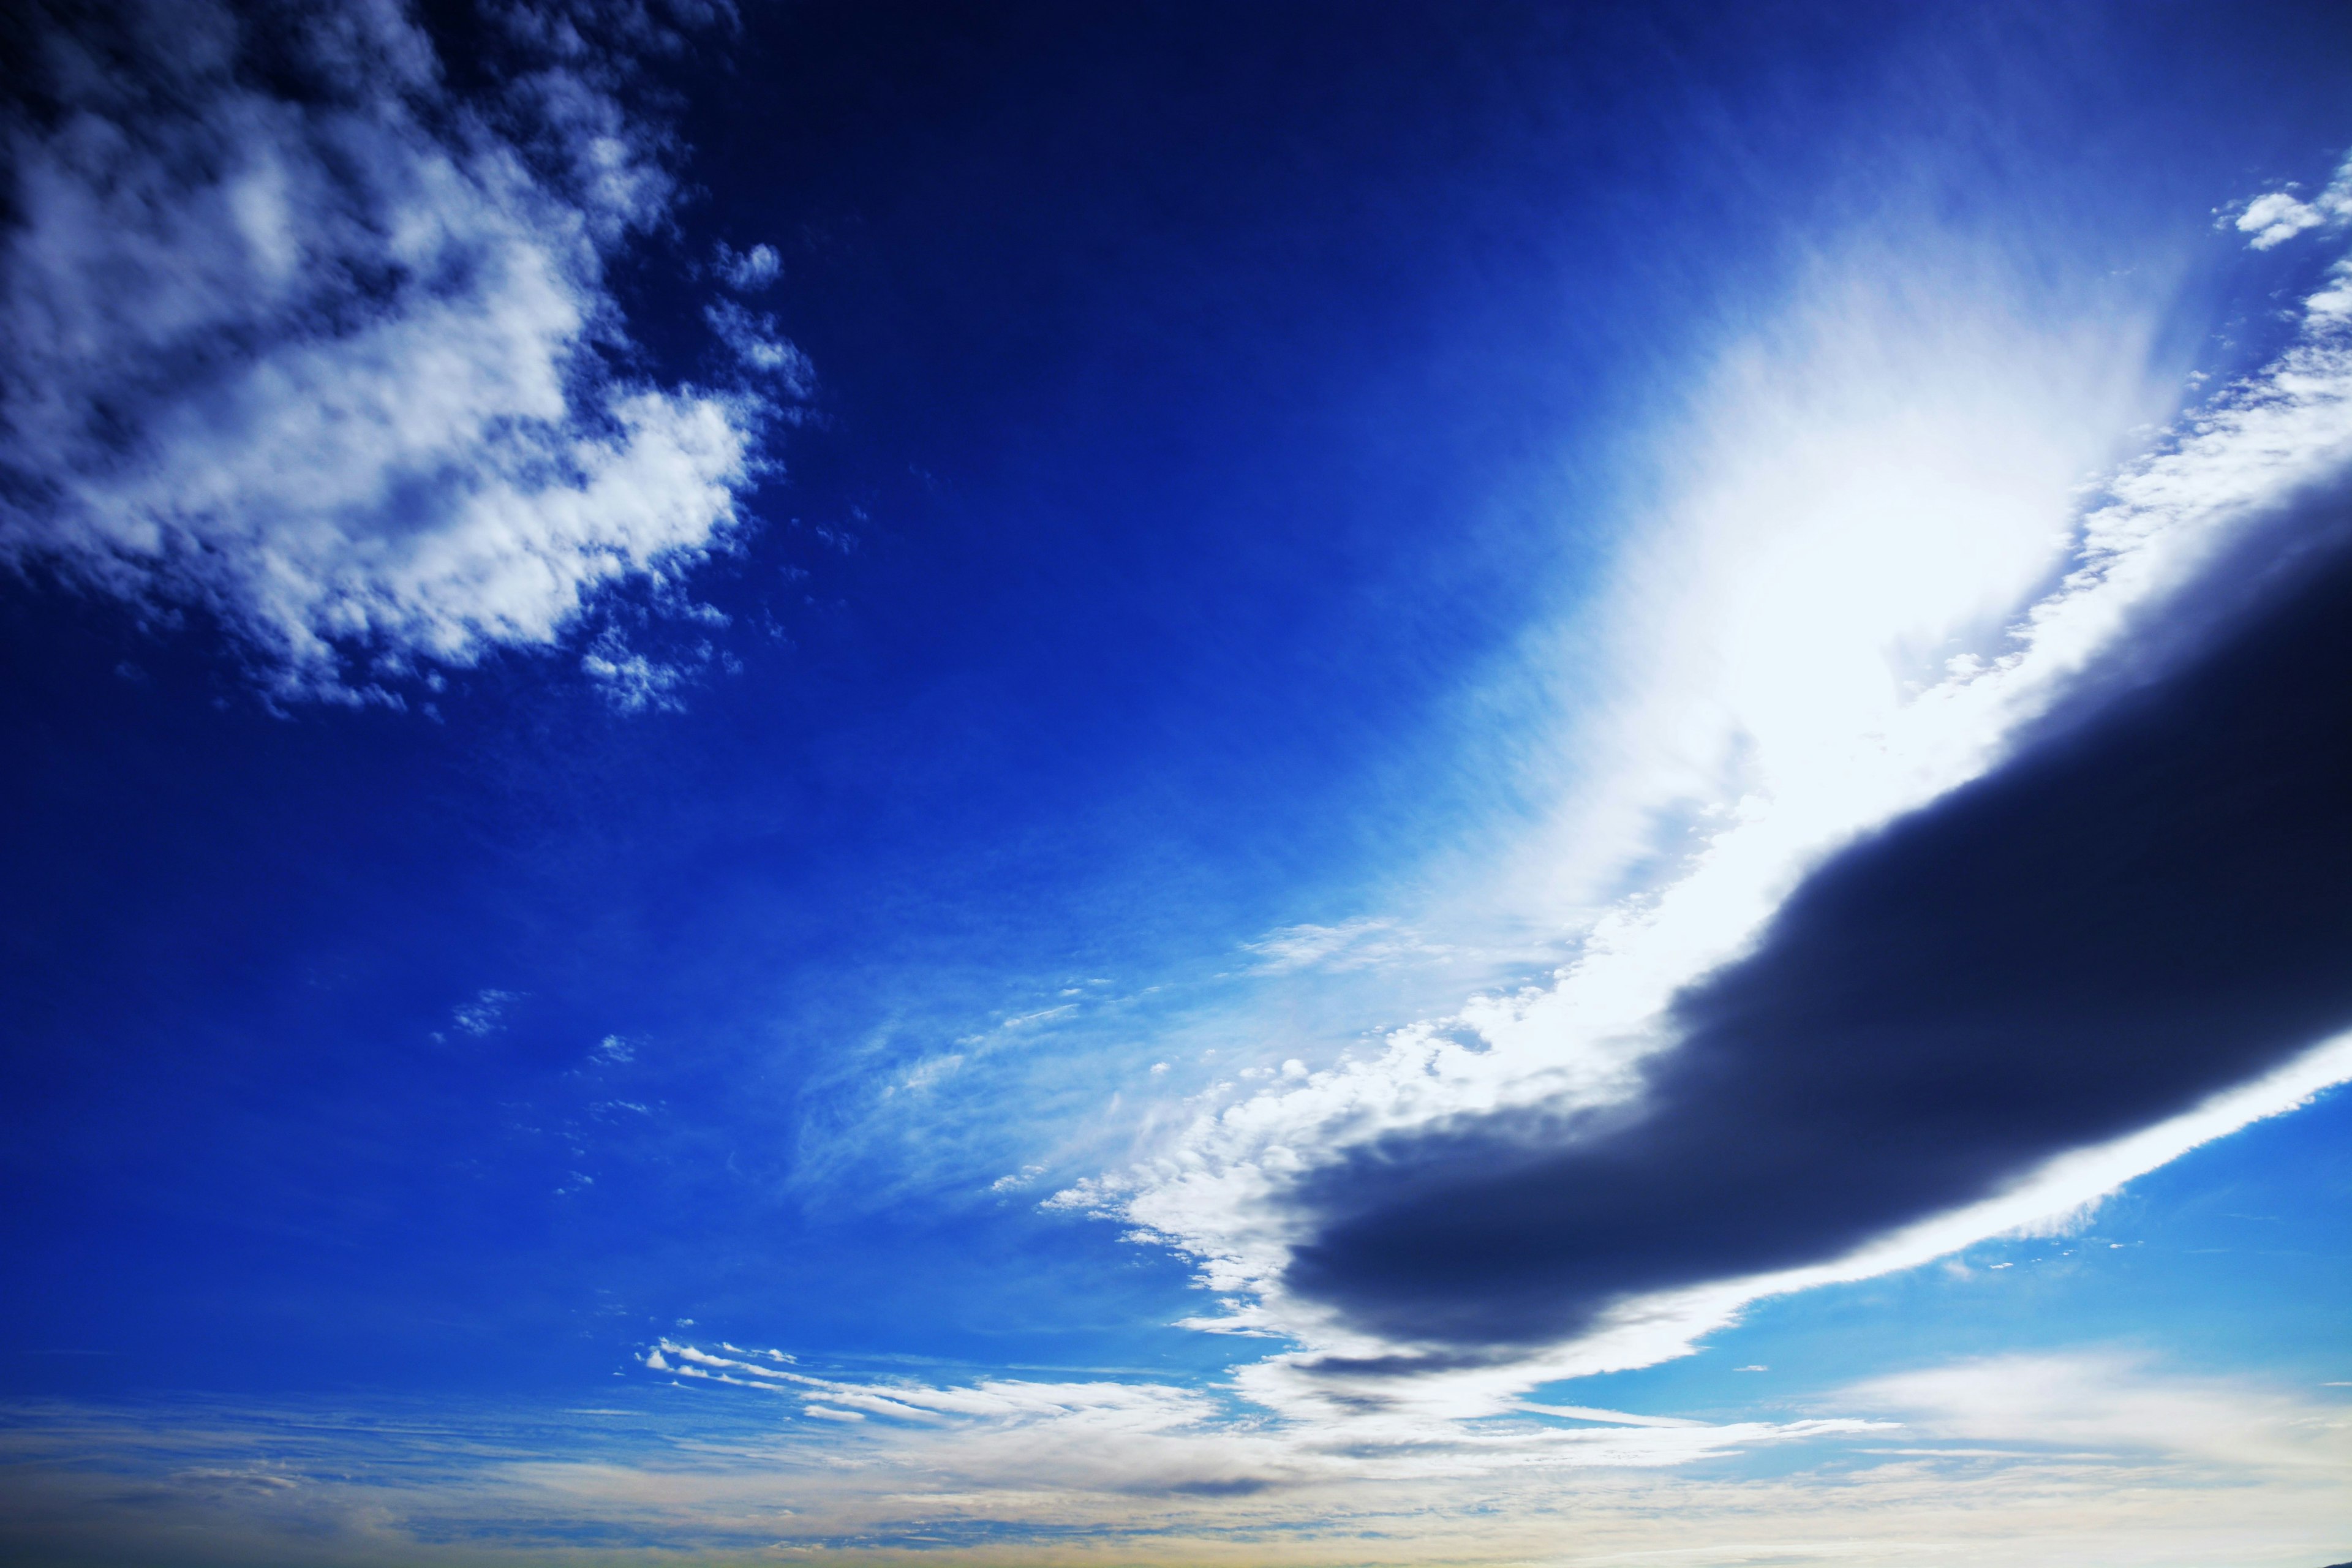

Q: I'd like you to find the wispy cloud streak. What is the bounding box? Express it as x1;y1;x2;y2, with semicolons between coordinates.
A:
3;1350;2342;1564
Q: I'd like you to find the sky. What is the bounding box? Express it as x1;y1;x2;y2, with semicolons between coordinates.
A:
1;2;2350;1564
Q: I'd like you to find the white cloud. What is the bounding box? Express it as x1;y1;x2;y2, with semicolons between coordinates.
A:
989;1162;1048;1193
6;1348;2345;1566
1063;194;2352;1414
1241;918;1456;975
451;987;518;1036
891;1053;967;1095
12;1393;2345;1568
1845;1352;2352;1472
714;240;781;292
2233;151;2352;249
0;0;774;701
704;298;815;391
579;629;690;712
639;1338;1876;1490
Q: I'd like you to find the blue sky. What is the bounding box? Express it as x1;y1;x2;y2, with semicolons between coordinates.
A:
1;2;2350;1563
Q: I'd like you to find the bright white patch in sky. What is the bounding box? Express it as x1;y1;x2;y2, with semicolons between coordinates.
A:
1047;168;2352;1418
0;1;784;700
2234;159;2352;249
1847;1351;2352;1471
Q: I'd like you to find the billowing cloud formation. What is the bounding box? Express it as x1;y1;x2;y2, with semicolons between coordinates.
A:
0;0;777;698
1076;171;2352;1390
1286;492;2352;1350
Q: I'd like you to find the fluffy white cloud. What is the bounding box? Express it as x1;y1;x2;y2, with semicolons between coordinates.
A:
2234;151;2352;249
0;0;787;701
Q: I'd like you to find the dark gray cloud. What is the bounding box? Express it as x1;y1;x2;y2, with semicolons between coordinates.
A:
1283;501;2352;1353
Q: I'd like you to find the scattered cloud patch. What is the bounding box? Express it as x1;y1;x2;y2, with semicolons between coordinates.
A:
989;1164;1047;1194
0;0;778;701
580;631;689;712
452;989;518;1038
2233;152;2352;249
1243;919;1452;975
705;299;815;393
890;1054;965;1096
714;240;780;292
